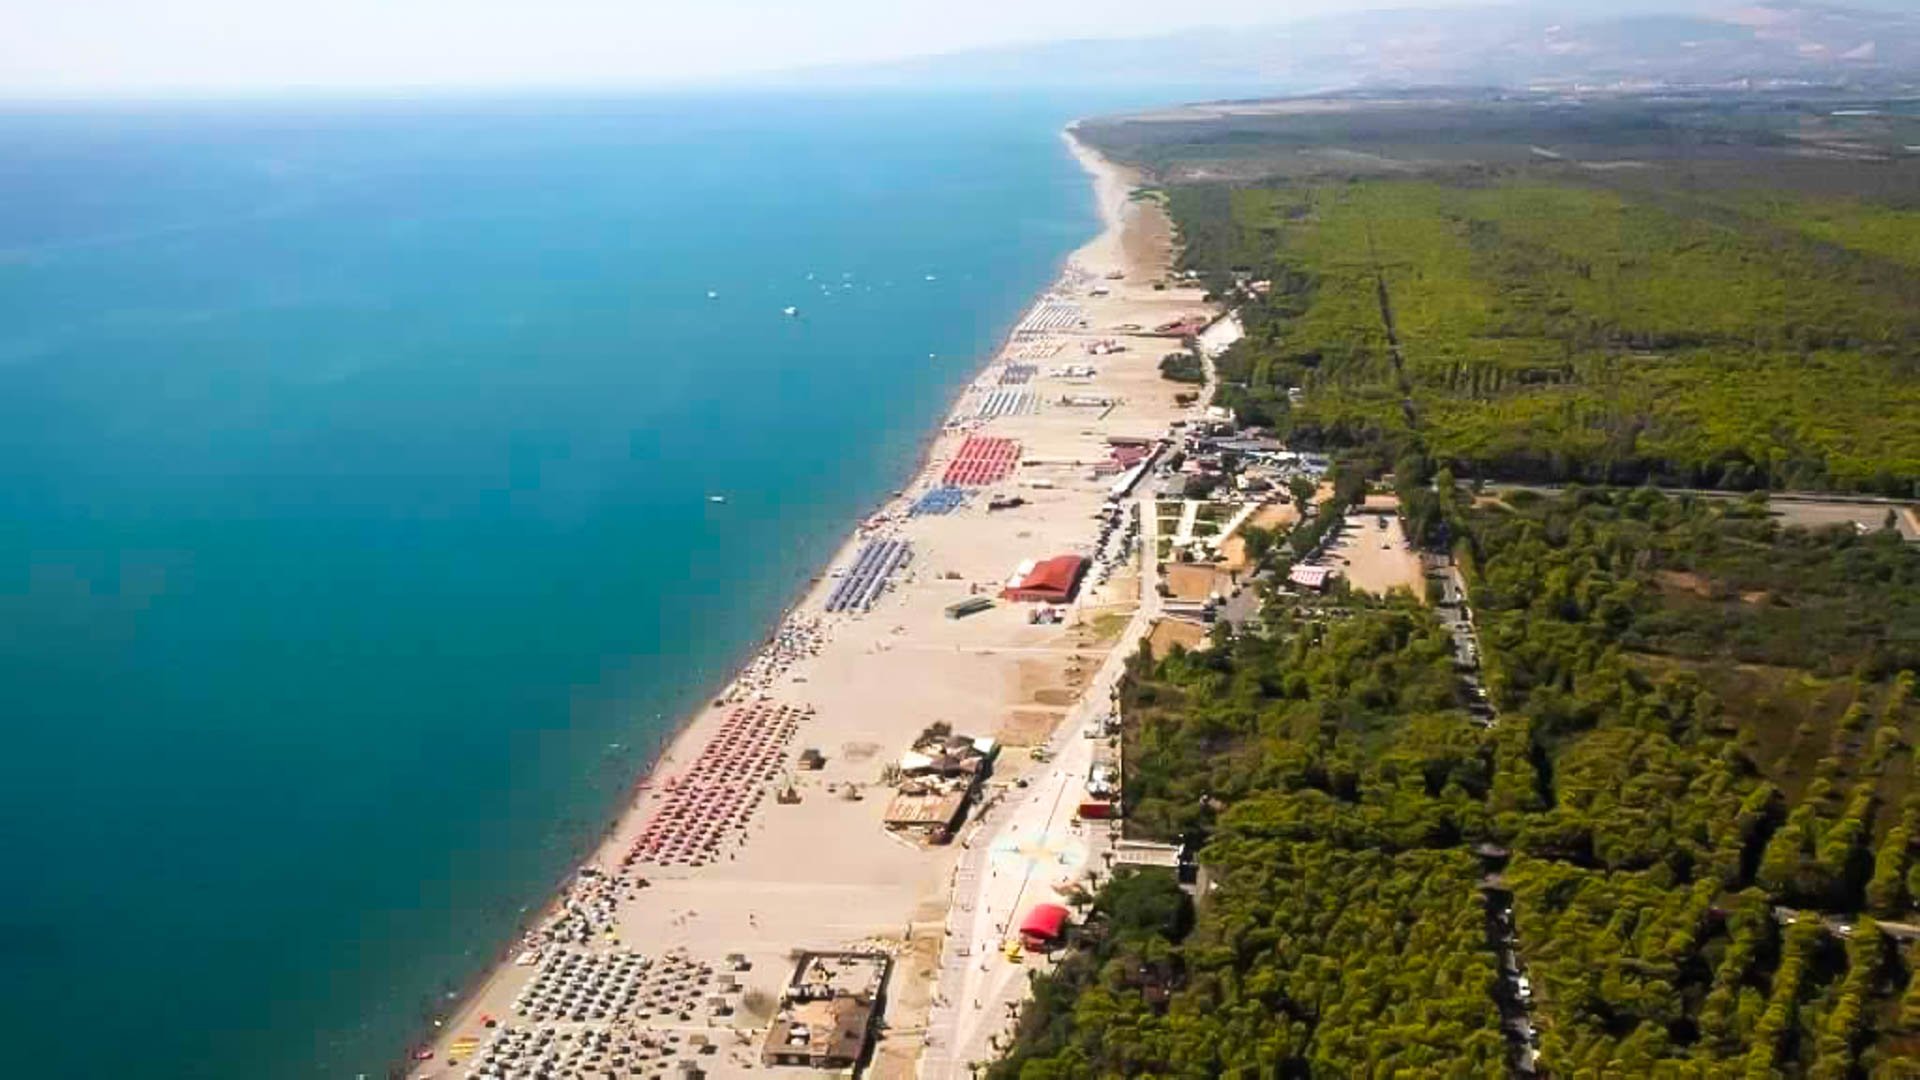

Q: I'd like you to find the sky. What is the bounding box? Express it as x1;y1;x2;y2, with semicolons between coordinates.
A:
0;0;1492;97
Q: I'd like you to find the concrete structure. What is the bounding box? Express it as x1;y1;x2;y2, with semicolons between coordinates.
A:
943;596;993;620
882;732;996;843
761;952;890;1070
1113;839;1184;870
1289;564;1336;591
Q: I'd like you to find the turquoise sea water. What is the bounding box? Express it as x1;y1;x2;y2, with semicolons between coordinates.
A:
0;91;1171;1076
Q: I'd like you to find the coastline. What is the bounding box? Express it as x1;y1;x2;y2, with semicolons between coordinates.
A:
1064;123;1137;241
410;125;1208;1080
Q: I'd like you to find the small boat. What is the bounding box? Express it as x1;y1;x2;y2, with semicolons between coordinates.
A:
782;306;799;317
706;290;719;299
708;494;727;504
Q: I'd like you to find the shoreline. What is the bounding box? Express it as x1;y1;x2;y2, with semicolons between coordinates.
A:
408;125;1203;1080
400;131;1127;1061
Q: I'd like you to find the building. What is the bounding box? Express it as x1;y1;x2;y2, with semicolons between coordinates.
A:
1086;762;1119;800
1289;564;1337;591
943;596;993;620
1196;312;1244;358
1001;555;1088;603
1112;839;1198;886
883;731;997;842
1019;903;1072;951
1211;437;1286;455
1078;756;1123;820
1113;839;1184;869
761;952;891;1070
1174;473;1223;499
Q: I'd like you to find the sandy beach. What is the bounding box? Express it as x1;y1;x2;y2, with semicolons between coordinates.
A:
411;129;1213;1080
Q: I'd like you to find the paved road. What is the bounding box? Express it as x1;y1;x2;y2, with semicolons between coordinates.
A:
1492;482;1917;508
918;497;1163;1078
1490;482;1920;542
919;325;1209;1078
1772;906;1920;943
1432;557;1538;1074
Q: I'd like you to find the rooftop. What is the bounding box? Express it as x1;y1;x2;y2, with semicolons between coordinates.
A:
1002;554;1088;601
761;952;891;1068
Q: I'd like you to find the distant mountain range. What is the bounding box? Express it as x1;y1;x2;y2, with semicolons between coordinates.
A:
780;2;1920;92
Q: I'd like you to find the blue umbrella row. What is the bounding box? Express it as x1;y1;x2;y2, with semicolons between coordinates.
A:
910;486;968;517
825;539;914;613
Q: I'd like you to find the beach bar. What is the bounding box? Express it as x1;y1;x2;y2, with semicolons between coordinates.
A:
761;951;890;1070
1000;555;1088;603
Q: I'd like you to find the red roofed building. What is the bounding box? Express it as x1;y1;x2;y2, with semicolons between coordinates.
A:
1001;555;1087;603
1019;903;1071;951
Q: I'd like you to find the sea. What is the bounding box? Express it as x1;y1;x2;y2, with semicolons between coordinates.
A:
0;89;1219;1077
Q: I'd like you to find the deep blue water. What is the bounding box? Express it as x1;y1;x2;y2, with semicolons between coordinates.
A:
0;91;1161;1077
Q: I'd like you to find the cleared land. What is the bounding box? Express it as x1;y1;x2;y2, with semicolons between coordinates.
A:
1325;511;1424;598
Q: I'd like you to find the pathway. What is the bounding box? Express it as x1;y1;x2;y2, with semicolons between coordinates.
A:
920;494;1163;1078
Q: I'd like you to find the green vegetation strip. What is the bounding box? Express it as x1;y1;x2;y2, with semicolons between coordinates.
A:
996;489;1920;1078
1175;176;1920;496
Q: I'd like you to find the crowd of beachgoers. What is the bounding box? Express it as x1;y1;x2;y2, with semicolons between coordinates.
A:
721;615;825;702
460;950;739;1079
512;949;726;1024
529;866;626;949
515;702;812;954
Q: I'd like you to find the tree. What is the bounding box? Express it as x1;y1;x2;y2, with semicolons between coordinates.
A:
1287;475;1317;507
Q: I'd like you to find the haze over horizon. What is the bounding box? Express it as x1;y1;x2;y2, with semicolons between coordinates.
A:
0;0;1715;98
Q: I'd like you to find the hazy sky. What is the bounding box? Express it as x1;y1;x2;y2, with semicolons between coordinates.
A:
0;0;1480;97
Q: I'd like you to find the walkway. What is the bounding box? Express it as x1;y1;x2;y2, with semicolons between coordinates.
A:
920;493;1163;1078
